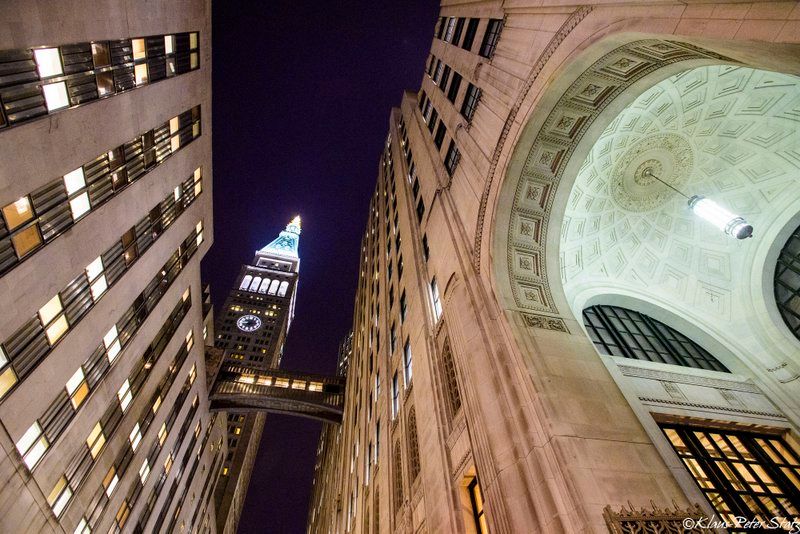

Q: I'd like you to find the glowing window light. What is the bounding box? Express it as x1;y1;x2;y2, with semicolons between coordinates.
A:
688;196;753;240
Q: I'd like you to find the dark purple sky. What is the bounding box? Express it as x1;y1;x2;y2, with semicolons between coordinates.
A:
204;2;438;531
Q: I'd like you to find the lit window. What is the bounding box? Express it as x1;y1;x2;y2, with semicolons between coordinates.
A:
39;294;63;326
104;326;121;363
86;256;103;282
74;517;91;534
152;395;162;414
468;477;488;534
43;82;69;111
86;422;105;459
430;278;443;322
164;35;175;54
103;466;119;496
0;365;18;400
158;423;167;446
69;192;91;220
66;368;89;409
403;340;413;388
274;378;289;388
190;52;199;69
45;314;69;345
63;168;85;195
132;38;146;60
138;459;150;483
2;196;34;231
11;225;42;258
34;48;63;78
90;274;108;300
134;63;148;85
129;423;142;451
117;380;132;412
186;330;194;350
190;33;199;50
164;453;173;474
189;364;196;384
16;422;48;469
47;476;72;517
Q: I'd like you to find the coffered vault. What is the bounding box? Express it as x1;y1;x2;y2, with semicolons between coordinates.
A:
560;64;800;383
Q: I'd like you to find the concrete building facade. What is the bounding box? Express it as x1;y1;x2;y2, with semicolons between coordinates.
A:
308;2;800;533
0;1;226;532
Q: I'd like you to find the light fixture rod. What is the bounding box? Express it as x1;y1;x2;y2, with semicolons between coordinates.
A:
642;168;689;199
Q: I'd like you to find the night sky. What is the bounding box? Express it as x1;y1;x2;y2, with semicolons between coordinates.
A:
205;2;439;532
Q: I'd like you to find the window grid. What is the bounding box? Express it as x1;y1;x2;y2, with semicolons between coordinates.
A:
0;176;203;401
775;223;800;342
0;106;201;277
582;305;729;373
479;19;504;59
0;32;199;131
407;409;420;483
661;422;800;531
461;83;482;122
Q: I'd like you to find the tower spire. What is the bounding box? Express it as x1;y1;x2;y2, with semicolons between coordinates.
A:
258;215;302;258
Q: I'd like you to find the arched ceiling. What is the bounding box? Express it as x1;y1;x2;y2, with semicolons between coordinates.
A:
560;64;800;357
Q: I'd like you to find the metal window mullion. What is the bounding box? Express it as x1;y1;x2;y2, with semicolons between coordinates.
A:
747;436;800;506
595;306;638;360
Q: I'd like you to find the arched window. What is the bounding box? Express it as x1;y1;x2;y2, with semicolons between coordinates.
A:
582;305;729;372
407;408;420;483
239;275;252;290
268;279;279;295
258;278;271;294
278;281;289;297
249;276;261;292
775;223;800;342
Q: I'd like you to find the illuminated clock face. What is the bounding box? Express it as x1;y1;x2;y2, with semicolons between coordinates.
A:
236;314;262;332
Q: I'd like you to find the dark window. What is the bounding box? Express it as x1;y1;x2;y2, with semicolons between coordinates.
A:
418;90;427;111
390;322;397;353
775;223;800;341
444;141;460;176
400;290;407;323
412;178;420;199
468;478;488;534
441;339;461;417
434;122;446;149
461;83;481;122
479;19;503;59
447;73;462;104
407;409;420;481
416;199;425;223
582;305;729;372
422;234;430;262
398;254;404;278
403;339;413;386
427;109;438;133
426;55;435;76
661;422;800;530
435;17;446;39
462;19;479;51
452;18;466;46
440;65;451;91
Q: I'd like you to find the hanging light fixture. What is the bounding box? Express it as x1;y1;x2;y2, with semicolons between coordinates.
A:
642;168;753;240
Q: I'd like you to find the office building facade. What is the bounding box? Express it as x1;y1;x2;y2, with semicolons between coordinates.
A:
309;2;800;533
0;1;226;532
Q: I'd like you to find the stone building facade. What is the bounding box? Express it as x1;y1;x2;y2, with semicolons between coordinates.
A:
0;1;226;532
308;2;800;533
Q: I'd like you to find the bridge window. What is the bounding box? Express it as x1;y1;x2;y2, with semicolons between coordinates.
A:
278;281;289;297
582;305;729;372
775;223;800;342
292;380;306;390
274;378;289;388
239;275;252;290
309;382;323;392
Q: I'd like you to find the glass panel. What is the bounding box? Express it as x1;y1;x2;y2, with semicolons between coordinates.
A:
43;82;69;111
34;48;63;78
3;197;34;231
91;42;110;67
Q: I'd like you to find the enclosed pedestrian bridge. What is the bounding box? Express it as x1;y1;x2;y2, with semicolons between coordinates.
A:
207;352;346;424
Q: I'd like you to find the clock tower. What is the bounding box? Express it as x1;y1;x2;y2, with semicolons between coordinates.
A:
214;215;301;368
213;216;302;532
